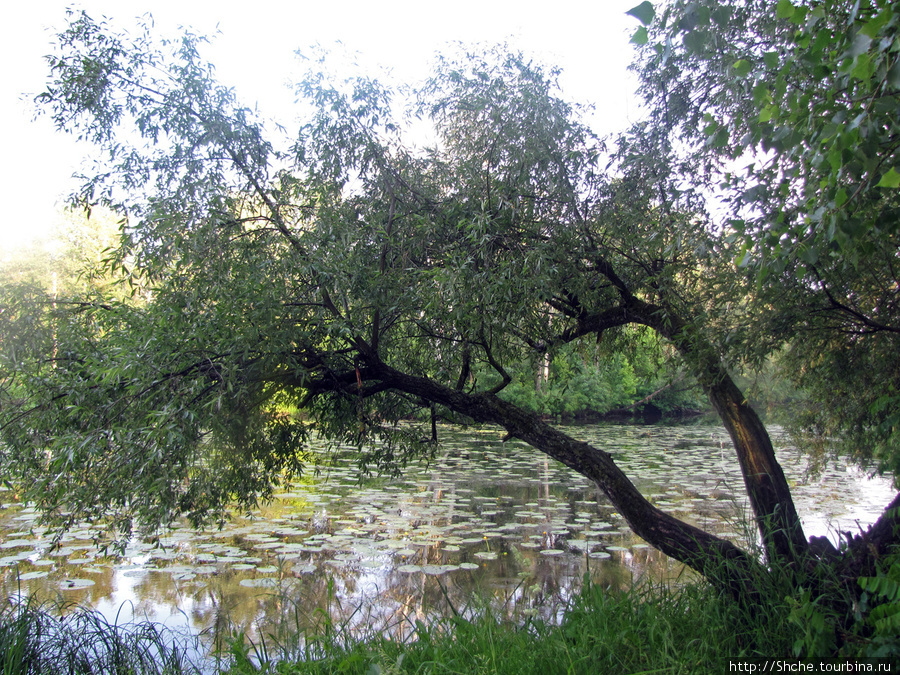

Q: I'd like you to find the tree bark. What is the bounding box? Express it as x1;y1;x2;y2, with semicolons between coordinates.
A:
841;491;900;579
704;371;809;559
628;299;810;561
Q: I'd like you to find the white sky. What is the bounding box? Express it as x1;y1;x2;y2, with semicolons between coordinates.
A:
1;0;642;252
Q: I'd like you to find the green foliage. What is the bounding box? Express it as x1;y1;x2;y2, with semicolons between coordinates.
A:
227;578;804;675
493;330;706;419
0;10;735;545
786;588;838;658
500;350;637;418
632;0;900;477
857;535;900;658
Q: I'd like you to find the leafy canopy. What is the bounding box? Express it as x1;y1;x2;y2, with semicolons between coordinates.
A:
3;14;713;543
5;5;895;579
631;0;900;475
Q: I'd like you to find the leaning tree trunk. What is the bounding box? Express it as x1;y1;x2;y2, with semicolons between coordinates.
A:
370;361;767;595
554;291;810;566
633;300;810;563
705;369;809;559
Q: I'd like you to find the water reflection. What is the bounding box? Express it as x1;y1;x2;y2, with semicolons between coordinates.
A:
0;422;894;655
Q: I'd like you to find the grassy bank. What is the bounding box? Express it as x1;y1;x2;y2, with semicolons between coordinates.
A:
217;555;900;675
229;580;797;675
0;594;205;675
3;563;899;675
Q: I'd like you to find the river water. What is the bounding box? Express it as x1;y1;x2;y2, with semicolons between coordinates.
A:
0;421;894;658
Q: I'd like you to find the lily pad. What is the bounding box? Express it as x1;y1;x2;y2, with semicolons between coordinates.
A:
422;565;458;575
0;539;33;549
583;530;610;537
240;578;278;588
359;559;383;569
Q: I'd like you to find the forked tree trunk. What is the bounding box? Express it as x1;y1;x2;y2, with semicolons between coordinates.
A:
371;361;765;590
360;291;810;591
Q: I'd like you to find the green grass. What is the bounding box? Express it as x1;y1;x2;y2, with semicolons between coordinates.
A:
0;594;205;675
222;548;900;674
221;578;804;675
5;554;900;675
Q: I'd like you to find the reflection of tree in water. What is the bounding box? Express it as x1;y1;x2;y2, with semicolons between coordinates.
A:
0;554;119;610
1;423;891;656
123;571;207;621
198;577;282;646
618;546;690;586
92;528;688;654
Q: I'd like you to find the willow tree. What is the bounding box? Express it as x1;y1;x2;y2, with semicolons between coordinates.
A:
1;11;889;601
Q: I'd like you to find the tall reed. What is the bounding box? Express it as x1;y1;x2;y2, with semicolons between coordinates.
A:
0;593;206;675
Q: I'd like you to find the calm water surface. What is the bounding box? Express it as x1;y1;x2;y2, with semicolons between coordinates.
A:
0;422;894;656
